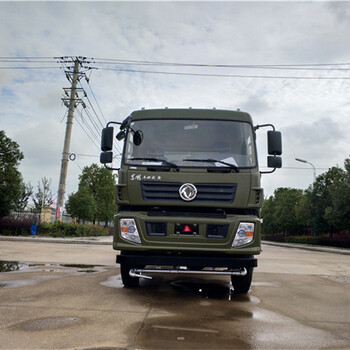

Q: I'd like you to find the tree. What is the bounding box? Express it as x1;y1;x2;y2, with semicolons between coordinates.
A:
66;189;96;223
262;188;303;236
309;166;344;236
324;159;350;231
32;177;54;211
295;189;312;229
17;182;33;211
273;187;303;235
78;164;116;224
261;196;277;235
0;130;24;217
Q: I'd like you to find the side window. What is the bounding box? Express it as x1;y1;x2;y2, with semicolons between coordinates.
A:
246;134;254;166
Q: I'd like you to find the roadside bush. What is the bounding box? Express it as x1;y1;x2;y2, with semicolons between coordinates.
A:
262;234;350;248
0;217;113;237
0;216;31;235
317;235;350;249
261;234;285;242
37;222;113;237
284;236;319;245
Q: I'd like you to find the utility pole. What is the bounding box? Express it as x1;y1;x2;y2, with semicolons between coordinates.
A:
55;58;81;221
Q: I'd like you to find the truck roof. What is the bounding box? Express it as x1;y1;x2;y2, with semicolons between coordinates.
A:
129;108;253;124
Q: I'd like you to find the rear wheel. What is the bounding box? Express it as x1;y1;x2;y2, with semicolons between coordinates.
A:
231;267;253;294
120;263;139;288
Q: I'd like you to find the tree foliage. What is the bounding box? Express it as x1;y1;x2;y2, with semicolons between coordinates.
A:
262;188;303;235
65;189;96;223
17;182;33;211
77;164;116;224
0;130;24;217
324;160;350;231
32;177;54;211
262;158;350;237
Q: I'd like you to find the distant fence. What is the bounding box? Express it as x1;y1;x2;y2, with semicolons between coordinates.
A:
11;211;73;224
10;211;111;227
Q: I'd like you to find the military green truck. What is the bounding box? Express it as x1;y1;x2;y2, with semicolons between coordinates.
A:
100;108;282;293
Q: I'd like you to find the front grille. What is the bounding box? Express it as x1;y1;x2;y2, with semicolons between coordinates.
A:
141;182;237;203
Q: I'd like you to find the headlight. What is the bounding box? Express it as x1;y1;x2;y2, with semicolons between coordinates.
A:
232;222;254;247
120;218;141;244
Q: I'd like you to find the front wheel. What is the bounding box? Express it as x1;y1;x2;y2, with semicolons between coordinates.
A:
231;267;253;294
120;263;139;288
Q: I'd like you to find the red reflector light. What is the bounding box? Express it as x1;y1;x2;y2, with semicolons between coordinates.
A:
182;224;192;233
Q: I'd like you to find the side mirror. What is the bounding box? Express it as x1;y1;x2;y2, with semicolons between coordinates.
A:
100;151;113;164
133;130;143;146
101;127;114;152
267;130;282;155
268;156;282;169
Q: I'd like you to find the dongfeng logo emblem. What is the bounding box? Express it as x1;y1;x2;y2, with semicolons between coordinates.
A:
179;183;197;201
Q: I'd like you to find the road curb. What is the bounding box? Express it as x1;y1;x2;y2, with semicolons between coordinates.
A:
262;240;350;255
0;236;113;245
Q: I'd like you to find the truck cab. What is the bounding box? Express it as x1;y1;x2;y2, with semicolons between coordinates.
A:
100;108;282;293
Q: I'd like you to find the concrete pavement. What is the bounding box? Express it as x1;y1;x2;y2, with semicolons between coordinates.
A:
0;242;349;349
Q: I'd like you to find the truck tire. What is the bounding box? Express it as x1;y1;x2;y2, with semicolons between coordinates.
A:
120;263;139;288
231;267;253;294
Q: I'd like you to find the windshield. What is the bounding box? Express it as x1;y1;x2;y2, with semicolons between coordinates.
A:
124;119;256;168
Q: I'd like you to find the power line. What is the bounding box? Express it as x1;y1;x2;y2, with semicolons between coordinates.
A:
76;108;101;146
0;66;60;70
0;59;57;63
60;110;68;124
84;73;108;124
92;57;350;70
0;56;56;59
75;111;101;150
80;87;105;129
2;56;350;68
76;153;99;157
81;106;103;137
1;55;350;80
78;77;122;155
95;67;350;80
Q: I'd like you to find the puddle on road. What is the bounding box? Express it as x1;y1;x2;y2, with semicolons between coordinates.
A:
62;264;97;269
170;279;234;300
0;261;107;289
100;275;261;304
0;261;102;274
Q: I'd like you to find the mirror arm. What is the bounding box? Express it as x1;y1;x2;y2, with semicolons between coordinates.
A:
260;168;276;175
107;121;136;134
106;121;122;128
254;124;275;131
103;163;120;171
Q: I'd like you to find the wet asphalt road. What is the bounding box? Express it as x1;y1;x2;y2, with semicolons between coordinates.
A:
0;241;349;349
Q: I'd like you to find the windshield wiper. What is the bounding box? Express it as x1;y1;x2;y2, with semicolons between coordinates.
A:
183;158;239;173
128;157;179;171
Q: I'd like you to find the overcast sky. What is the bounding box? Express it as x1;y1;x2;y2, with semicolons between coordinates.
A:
1;0;350;209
